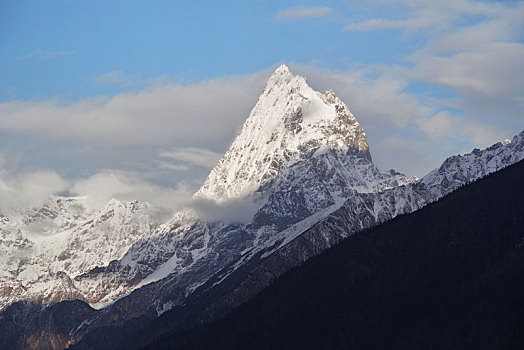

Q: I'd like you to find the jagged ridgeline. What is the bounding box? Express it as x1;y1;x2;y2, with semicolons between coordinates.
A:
1;65;523;350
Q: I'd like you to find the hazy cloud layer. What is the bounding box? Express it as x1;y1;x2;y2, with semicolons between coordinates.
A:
71;170;194;212
190;197;262;224
0;168;69;214
159;147;222;169
0;163;196;222
0;73;267;147
0;160;259;225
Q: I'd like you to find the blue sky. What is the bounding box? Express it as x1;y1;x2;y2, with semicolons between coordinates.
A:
0;0;523;212
1;0;412;101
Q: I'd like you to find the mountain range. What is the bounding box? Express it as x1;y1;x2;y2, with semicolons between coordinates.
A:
151;157;524;350
0;65;523;349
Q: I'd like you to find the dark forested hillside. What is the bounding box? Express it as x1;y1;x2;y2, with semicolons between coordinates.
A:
144;159;524;350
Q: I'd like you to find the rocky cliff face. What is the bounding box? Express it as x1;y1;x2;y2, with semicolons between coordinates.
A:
189;130;524;311
196;65;376;201
69;128;524;350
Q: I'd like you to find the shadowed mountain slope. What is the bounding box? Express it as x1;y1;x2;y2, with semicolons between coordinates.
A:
145;159;524;350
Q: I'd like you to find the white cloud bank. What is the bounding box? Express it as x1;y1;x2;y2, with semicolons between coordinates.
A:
1;56;521;216
0;164;197;222
0;73;267;148
71;170;195;212
190;197;262;225
0;169;68;213
0;163;259;225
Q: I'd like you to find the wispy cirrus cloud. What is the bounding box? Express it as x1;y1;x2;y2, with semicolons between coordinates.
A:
341;0;524;151
159;147;221;169
275;7;332;21
18;49;76;62
92;71;132;88
157;162;190;172
344;0;514;33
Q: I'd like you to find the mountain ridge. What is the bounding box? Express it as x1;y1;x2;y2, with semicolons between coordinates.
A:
147;158;524;349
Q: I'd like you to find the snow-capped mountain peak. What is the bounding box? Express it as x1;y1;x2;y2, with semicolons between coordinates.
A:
195;65;370;202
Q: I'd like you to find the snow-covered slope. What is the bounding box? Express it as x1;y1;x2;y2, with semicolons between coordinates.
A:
198;130;524;317
10;65;522;314
196;65;400;201
0;197;157;307
422;132;524;198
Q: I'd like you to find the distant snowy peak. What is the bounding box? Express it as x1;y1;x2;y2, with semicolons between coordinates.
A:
3;196;92;233
0;196;157;308
422;130;524;197
196;64;370;201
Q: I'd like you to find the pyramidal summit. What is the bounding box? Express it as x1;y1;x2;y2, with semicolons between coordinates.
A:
197;64;409;202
